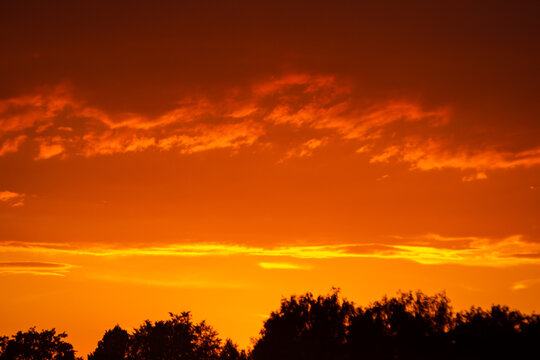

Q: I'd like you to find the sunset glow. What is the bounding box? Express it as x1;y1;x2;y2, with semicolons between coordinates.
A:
1;1;539;357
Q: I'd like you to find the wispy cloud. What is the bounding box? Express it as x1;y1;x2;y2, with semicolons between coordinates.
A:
511;278;540;291
370;138;540;177
1;235;539;267
0;135;26;156
258;262;312;270
1;75;539;181
0;75;445;160
0;261;72;276
281;138;325;161
35;137;65;159
0;190;25;207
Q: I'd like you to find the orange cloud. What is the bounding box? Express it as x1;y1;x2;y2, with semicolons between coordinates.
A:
0;135;27;156
0;85;75;135
35;137;65;160
281;138;326;161
81;131;156;156
156;122;264;154
253;74;338;95
0;75;445;159
462;172;488;182
0;190;25;207
371;139;540;177
1;74;538;182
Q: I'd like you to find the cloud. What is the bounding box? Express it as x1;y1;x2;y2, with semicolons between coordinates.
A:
156;122;264;154
0;190;25;207
0;84;266;158
0;135;27;156
462;172;488;182
35;137;65;160
258;75;448;141
371;138;540;176
258;262;311;270
0;261;72;276
1;234;539;267
81;132;157;156
1;74;539;181
511;278;540;291
281;138;325;161
0;75;446;161
0;84;74;135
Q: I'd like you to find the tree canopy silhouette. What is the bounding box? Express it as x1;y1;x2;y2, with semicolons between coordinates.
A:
250;289;540;360
87;325;128;360
346;291;453;360
86;312;245;360
0;327;80;360
2;290;540;360
127;312;221;360
251;289;355;360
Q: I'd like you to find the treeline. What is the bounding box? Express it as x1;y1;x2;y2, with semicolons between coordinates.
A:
1;290;540;360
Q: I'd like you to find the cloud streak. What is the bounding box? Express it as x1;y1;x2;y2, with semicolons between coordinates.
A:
258;262;312;270
1;235;539;267
0;261;72;276
371;139;540;176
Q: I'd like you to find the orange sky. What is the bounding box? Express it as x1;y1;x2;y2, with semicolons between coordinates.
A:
1;0;540;356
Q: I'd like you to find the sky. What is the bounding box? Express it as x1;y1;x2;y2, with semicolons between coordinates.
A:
1;0;540;356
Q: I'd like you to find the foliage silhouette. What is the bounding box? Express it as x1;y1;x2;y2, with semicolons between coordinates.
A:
87;325;129;360
250;290;540;360
219;339;248;360
251;289;355;360
346;291;453;360
125;312;221;360
0;327;81;360
2;290;540;360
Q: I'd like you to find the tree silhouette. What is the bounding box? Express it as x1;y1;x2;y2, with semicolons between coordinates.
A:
87;325;129;360
251;289;355;360
450;305;538;360
88;316;248;360
3;289;540;360
251;289;540;360
0;337;7;357
0;327;80;360
125;312;221;360
219;339;247;360
347;291;453;360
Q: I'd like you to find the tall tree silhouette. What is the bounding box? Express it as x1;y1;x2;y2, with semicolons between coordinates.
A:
0;327;80;360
